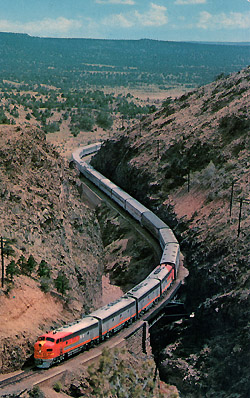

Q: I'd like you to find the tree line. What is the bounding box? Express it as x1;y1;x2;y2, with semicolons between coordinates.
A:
2;238;69;296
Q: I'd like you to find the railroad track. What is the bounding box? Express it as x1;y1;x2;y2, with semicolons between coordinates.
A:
0;368;42;396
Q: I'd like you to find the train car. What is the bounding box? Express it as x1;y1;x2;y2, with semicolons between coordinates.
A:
125;198;148;222
141;211;168;240
75;160;89;176
90;296;137;339
160;243;180;278
125;278;161;316
79;142;102;158
80;164;105;187
71;142;102;164
159;227;178;250
111;186;132;209
98;178;117;197
34;316;99;368
146;264;175;295
71;147;82;164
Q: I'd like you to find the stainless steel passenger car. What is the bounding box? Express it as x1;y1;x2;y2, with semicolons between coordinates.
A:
160;243;180;277
99;178;117;197
125;198;148;222
79;143;102;157
111;187;132;208
159;227;178;249
141;211;169;240
71;142;102;163
81;165;105;187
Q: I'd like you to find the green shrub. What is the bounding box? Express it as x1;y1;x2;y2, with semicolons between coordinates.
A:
53;381;62;392
29;386;45;398
39;278;52;293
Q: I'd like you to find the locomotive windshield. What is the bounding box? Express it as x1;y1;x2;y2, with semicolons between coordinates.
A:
46;337;55;342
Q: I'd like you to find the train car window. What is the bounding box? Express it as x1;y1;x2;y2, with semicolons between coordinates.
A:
56;339;59;344
46;337;55;342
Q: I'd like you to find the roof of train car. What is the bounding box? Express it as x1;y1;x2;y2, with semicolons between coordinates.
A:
142;211;168;230
99;178;117;190
160;243;180;264
112;186;132;201
40;316;99;339
126;197;149;213
159;227;178;244
90;296;136;320
81;142;102;154
125;278;160;299
146;264;173;281
84;166;106;180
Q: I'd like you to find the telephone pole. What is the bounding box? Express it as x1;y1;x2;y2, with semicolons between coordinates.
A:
1;237;4;288
237;198;250;237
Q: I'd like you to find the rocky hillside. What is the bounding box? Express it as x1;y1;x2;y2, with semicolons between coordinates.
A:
91;67;250;397
0;126;104;372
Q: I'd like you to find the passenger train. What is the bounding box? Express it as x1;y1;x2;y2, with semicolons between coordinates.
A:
34;143;180;368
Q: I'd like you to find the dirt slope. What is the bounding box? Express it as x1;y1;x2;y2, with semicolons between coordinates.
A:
0;126;104;372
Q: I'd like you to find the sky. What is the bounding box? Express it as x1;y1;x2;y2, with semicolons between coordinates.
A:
0;0;250;42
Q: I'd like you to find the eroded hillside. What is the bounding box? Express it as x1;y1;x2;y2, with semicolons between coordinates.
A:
0;126;104;371
91;67;250;397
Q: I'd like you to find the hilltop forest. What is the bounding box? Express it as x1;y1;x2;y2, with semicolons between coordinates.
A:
1;33;250;91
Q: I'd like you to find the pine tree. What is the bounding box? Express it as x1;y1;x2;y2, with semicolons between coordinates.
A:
26;255;37;276
17;255;27;275
37;260;51;278
6;260;18;281
54;270;69;296
1;237;17;260
2;243;15;258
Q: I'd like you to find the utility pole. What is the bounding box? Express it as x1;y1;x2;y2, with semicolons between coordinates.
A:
237;198;250;237
1;237;4;288
237;198;243;237
229;180;235;218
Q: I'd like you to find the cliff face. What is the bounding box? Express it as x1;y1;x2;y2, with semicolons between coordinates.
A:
91;68;250;397
0;126;104;371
